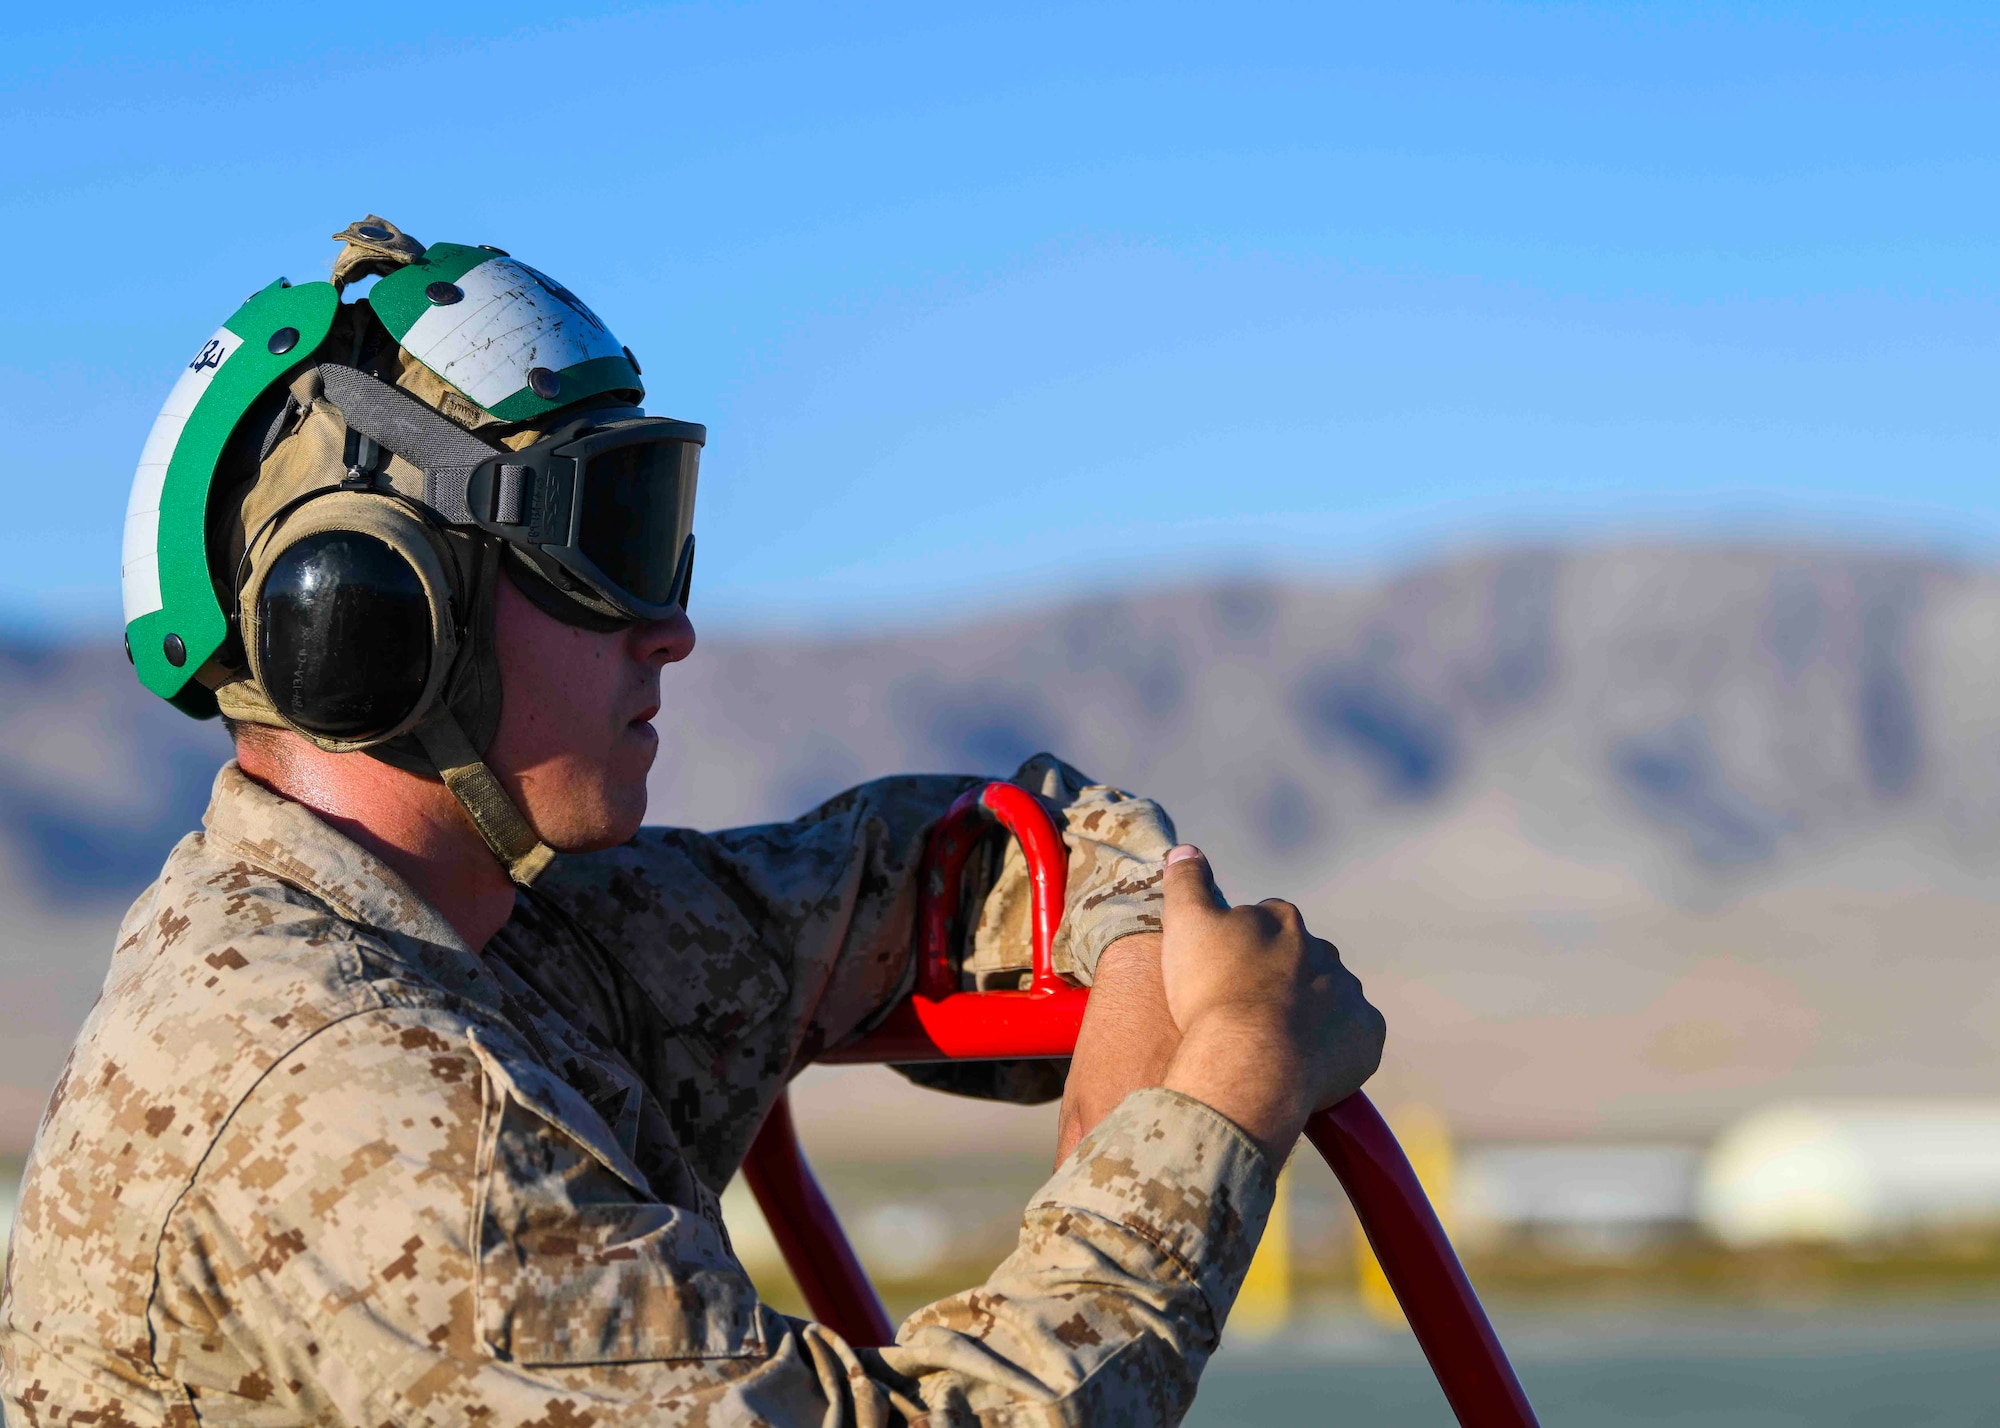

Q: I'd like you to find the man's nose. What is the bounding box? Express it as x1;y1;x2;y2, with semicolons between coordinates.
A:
631;608;697;667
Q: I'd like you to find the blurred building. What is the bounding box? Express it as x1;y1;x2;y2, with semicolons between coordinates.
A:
1699;1101;2000;1247
1456;1143;1701;1250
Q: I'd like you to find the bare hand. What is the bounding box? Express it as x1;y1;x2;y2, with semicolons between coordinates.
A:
1157;846;1385;1161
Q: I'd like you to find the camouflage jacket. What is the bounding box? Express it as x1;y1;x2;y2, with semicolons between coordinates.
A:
1;757;1276;1427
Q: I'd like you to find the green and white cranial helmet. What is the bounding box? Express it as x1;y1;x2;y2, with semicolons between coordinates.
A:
120;218;646;713
368;241;643;423
121;277;342;714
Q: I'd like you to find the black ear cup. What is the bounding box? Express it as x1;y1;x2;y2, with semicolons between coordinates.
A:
257;529;433;739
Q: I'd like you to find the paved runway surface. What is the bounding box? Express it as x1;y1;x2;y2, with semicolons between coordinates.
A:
1191;1303;2000;1428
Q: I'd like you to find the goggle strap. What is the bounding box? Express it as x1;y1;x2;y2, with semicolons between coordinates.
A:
313;363;495;524
414;707;557;886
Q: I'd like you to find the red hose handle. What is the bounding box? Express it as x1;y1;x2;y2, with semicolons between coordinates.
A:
916;783;1069;997
743;781;1539;1428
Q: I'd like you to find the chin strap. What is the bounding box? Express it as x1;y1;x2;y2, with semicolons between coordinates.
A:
414;708;556;886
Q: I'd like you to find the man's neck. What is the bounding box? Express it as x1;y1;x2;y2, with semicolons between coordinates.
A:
233;727;519;950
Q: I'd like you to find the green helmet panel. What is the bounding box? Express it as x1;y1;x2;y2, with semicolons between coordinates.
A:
123;277;340;705
371;243;644;423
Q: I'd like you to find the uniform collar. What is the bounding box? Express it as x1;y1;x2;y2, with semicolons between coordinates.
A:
202;760;477;956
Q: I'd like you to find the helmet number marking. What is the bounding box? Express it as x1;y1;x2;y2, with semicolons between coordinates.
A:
188;338;230;375
123;326;244;623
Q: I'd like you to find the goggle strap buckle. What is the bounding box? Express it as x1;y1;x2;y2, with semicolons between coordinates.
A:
315;363;498;524
495;464;532;525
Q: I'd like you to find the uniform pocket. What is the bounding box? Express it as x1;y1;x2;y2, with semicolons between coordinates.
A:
471;1030;765;1366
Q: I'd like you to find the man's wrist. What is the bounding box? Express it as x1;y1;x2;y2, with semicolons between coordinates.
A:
1160;1016;1312;1165
1055;930;1176;1166
1093;930;1161;978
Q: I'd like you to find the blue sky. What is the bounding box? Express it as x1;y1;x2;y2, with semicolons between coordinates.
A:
3;1;1997;634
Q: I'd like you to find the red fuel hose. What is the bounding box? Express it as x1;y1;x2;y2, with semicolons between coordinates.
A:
1306;1098;1540;1428
742;782;1540;1427
738;1092;898;1349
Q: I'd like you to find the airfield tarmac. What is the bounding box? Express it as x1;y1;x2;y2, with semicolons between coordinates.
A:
1189;1302;2000;1427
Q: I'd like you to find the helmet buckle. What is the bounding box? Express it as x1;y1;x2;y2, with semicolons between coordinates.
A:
341;430;383;488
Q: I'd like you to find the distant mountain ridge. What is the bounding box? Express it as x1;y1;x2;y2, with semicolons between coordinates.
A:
2;541;1994;1150
649;543;1990;879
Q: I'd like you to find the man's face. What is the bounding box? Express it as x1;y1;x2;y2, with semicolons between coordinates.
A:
486;573;696;851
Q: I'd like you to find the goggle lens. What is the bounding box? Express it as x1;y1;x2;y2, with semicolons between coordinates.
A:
573;439;700;609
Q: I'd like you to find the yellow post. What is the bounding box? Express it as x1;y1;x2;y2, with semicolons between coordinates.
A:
1356;1104;1453;1327
1232;1162;1293;1334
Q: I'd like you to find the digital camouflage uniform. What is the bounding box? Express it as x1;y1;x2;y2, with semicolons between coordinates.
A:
0;754;1276;1427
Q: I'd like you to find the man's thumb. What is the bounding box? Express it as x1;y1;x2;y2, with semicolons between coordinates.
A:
1162;845;1227;919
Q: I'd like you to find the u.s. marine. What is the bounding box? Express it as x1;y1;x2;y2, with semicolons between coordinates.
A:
0;218;1384;1427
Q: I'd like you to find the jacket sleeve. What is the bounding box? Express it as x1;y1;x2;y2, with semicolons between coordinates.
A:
527;754;1177;1170
152;1008;1274;1428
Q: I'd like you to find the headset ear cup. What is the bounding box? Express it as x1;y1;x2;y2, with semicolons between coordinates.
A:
242;492;459;749
256;530;431;738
